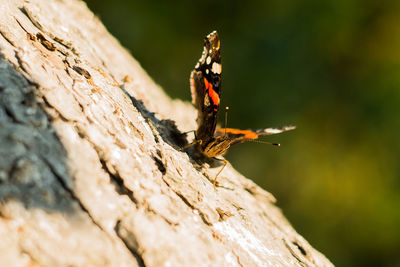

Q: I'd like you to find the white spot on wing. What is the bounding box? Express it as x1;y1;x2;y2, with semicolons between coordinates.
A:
211;62;221;74
206;56;211;65
262;126;296;135
199;47;207;63
264;128;284;134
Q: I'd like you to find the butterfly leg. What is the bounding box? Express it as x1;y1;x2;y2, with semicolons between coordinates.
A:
213;158;227;187
179;139;202;151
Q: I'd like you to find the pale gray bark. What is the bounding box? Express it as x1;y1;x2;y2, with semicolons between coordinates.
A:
0;0;333;266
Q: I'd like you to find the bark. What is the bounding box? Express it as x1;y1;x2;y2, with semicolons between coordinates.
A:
0;0;333;266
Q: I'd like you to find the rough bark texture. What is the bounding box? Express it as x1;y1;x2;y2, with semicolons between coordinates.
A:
0;0;333;266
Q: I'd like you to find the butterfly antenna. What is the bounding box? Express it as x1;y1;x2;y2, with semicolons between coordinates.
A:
224;106;229;136
248;139;281;146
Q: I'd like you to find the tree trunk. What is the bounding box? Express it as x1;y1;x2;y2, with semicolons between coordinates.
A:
0;0;333;266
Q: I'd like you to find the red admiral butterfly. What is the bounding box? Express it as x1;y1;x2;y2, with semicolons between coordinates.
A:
186;31;295;185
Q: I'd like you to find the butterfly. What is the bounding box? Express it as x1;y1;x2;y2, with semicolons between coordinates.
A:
185;31;295;185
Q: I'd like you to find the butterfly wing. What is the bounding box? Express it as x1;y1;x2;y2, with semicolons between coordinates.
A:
215;126;296;145
254;126;296;136
190;31;222;145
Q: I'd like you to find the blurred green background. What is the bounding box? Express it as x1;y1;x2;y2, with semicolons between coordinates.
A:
84;0;400;266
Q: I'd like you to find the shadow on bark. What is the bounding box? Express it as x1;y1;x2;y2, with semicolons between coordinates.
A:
0;55;77;214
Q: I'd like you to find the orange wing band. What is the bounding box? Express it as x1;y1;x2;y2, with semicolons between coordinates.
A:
222;128;259;139
203;77;220;106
